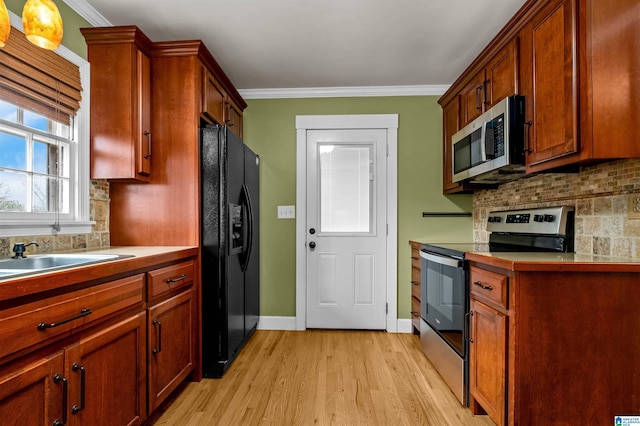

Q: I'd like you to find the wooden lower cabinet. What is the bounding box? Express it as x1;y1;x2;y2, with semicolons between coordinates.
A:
469;299;506;426
0;251;198;425
0;313;146;426
65;313;146;426
409;241;421;334
0;351;65;426
148;289;194;412
468;258;640;425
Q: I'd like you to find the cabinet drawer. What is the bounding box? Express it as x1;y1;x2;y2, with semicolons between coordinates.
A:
0;274;144;360
147;260;195;299
411;279;420;300
411;296;421;332
470;267;508;310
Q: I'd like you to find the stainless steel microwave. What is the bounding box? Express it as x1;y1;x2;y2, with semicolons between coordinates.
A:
452;95;526;184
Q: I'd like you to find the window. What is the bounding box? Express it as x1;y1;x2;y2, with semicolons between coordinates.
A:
0;21;91;237
0;100;72;214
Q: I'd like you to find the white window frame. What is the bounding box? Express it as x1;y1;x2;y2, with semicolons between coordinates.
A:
0;12;93;237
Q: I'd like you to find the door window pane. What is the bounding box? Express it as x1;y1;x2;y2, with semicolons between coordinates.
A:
319;144;372;233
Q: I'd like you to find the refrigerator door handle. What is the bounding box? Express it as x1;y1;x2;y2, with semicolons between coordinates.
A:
240;183;254;272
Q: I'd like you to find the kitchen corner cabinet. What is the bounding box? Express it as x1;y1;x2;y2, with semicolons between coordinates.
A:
409;241;421;334
81;27;153;182
466;255;640;426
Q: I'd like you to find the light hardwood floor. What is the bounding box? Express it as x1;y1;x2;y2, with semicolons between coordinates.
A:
147;330;495;425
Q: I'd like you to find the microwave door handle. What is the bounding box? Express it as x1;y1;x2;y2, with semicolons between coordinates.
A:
480;122;488;161
485;121;496;160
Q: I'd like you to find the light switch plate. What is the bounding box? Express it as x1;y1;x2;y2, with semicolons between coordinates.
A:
277;205;295;219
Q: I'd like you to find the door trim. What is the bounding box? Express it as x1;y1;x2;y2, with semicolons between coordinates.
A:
295;114;398;332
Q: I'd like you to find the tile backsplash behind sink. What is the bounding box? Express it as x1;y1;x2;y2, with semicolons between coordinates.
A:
474;158;640;259
0;180;111;258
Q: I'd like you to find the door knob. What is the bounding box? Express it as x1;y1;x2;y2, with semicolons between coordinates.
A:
309;241;316;249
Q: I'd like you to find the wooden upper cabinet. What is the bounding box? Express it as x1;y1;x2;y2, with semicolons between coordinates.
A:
520;0;578;171
520;0;640;173
460;40;518;127
226;97;243;138
202;67;226;125
583;0;640;160
81;26;153;182
485;41;517;108
442;96;464;194
460;71;486;126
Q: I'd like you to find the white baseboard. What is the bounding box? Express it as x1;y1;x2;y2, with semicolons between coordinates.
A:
396;319;413;333
257;316;414;333
257;316;297;331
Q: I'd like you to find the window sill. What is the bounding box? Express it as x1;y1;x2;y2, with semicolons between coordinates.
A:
0;221;96;237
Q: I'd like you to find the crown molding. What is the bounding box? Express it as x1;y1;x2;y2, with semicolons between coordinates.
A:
61;0;112;26
239;84;450;100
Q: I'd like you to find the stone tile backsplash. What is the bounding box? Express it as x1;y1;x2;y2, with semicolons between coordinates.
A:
474;159;640;259
0;180;110;258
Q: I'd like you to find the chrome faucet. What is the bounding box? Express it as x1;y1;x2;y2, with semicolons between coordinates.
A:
12;242;39;259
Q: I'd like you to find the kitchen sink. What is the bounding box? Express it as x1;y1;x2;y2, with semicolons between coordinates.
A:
0;253;133;280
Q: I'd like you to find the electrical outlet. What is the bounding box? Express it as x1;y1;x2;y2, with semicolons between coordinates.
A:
628;194;640;219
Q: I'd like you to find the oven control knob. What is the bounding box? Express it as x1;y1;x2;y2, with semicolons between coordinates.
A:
543;214;555;222
534;214;544;222
488;217;494;223
493;216;501;223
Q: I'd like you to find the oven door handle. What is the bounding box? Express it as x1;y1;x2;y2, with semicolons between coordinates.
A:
419;251;463;268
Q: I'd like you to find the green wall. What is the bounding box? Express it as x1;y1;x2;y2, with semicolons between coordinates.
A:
243;96;473;320
6;0;90;58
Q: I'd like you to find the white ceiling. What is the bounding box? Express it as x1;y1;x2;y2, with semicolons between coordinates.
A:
68;0;527;95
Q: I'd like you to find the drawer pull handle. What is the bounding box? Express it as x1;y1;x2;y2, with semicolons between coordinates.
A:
411;256;419;261
473;281;493;291
411;281;419;286
53;374;68;426
71;363;86;414
166;274;187;284
38;308;93;331
152;319;162;354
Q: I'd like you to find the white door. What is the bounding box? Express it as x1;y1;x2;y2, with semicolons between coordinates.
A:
306;129;387;329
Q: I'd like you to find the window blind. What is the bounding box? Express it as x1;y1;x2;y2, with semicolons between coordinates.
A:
0;26;82;124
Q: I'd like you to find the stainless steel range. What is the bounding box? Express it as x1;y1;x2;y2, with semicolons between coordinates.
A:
419;206;575;405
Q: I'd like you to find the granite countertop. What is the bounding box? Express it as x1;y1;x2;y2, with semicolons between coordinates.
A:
465;250;640;272
0;246;198;301
410;238;640;271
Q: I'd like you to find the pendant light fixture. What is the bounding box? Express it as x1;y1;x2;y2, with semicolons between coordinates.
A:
22;0;63;50
0;0;10;48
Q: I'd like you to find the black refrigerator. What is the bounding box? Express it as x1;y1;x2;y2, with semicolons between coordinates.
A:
200;124;260;378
